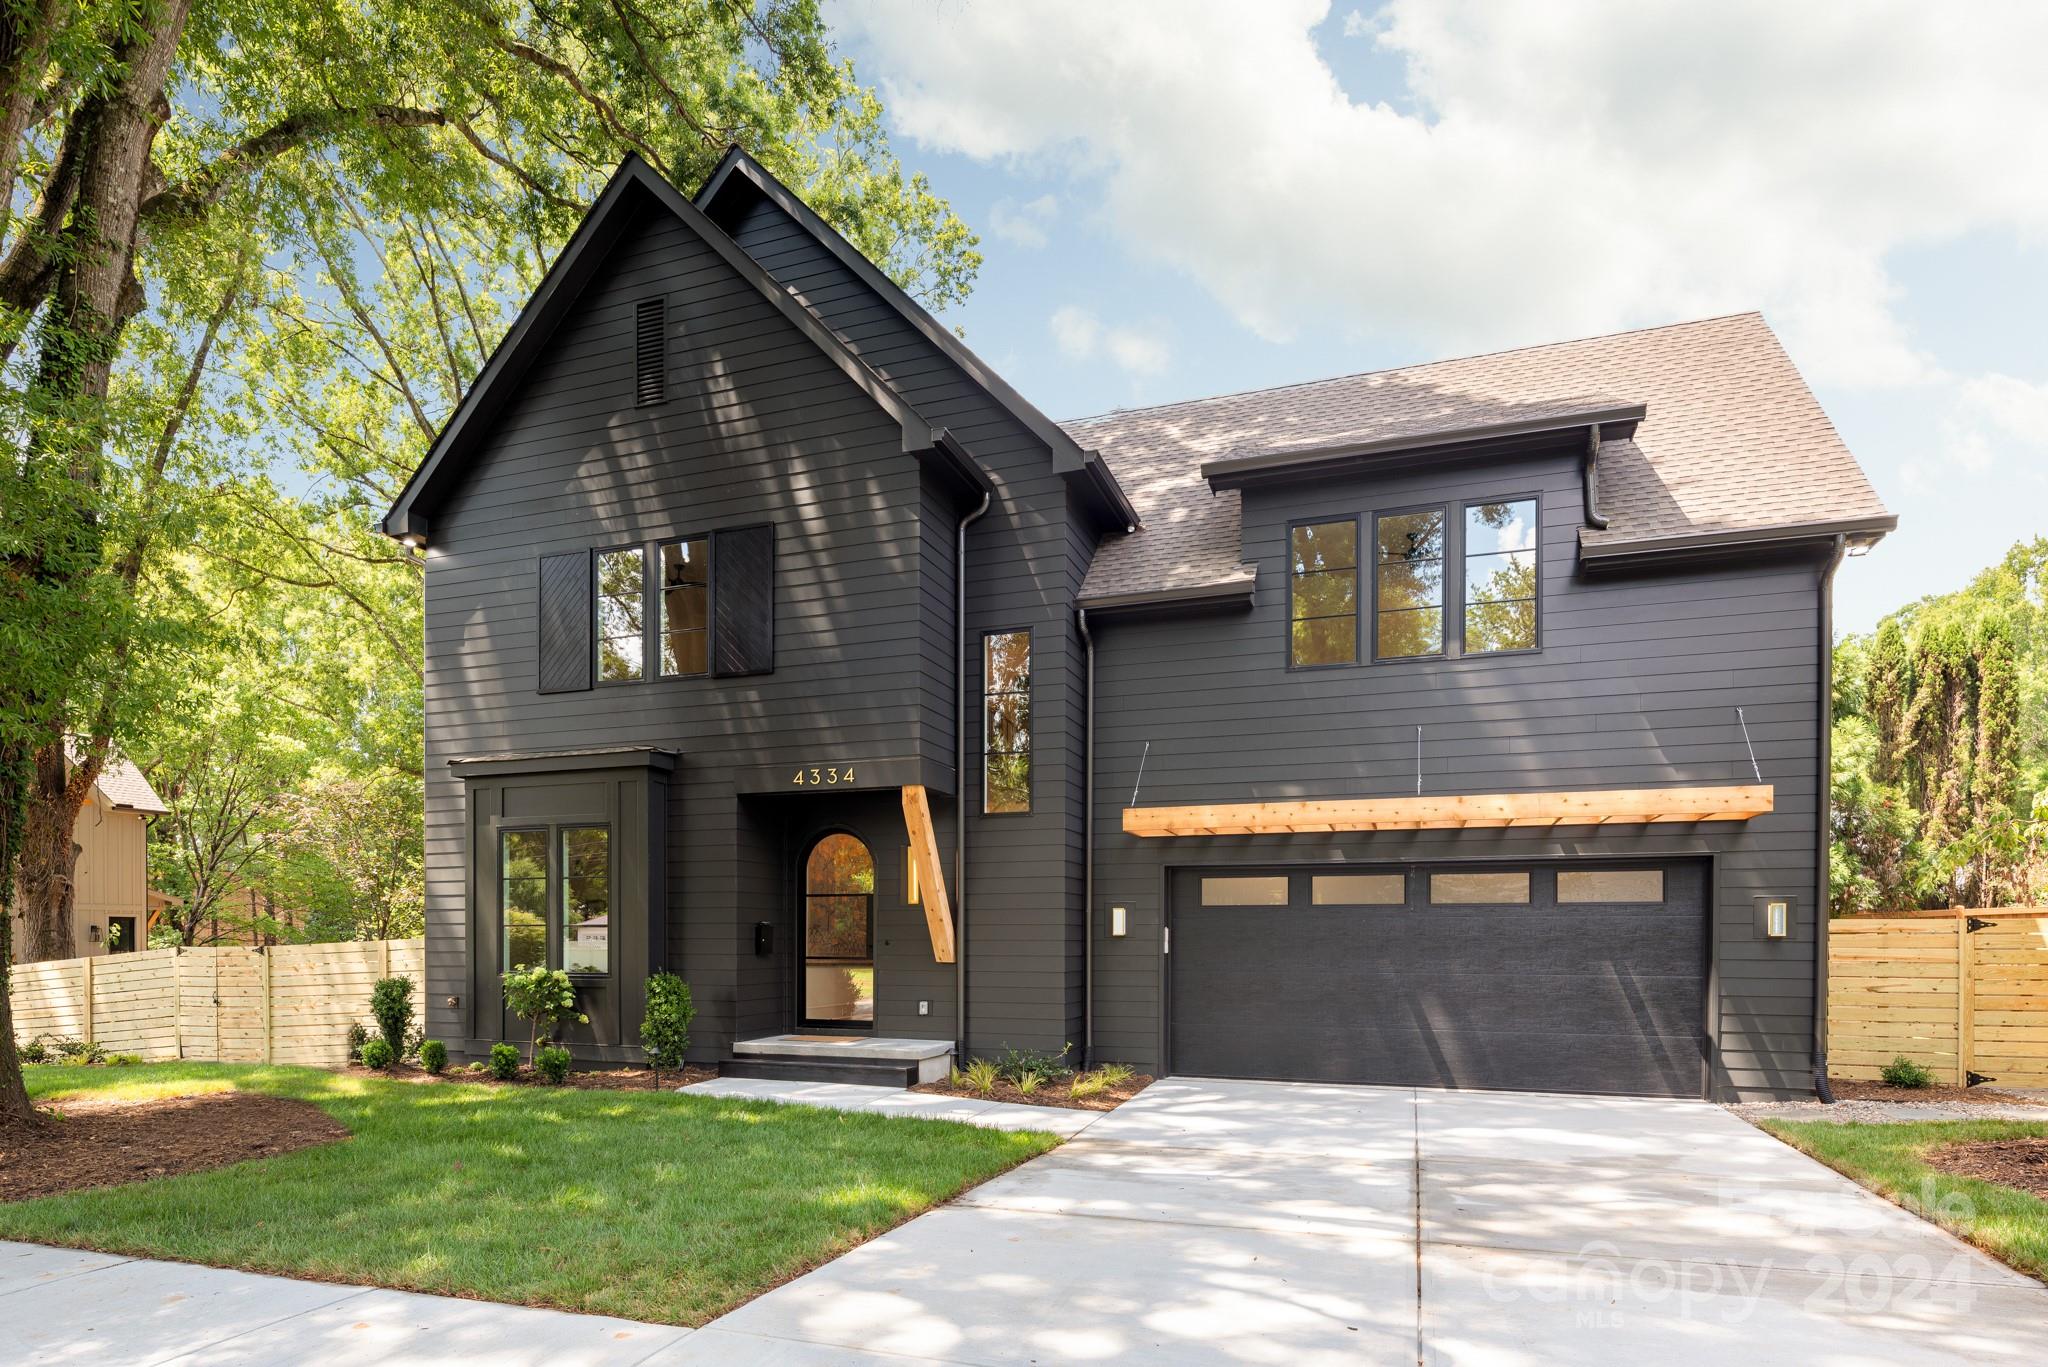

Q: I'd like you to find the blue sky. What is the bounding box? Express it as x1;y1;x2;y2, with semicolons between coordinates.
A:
828;1;2048;634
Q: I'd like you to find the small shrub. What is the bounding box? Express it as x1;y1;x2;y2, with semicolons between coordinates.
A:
345;1021;369;1063
369;976;414;1057
42;1035;89;1060
963;1058;999;1095
536;1044;571;1085
18;1038;48;1064
1014;1070;1044;1096
106;1053;142;1067
488;1042;521;1080
1068;1071;1109;1099
640;971;695;1079
501;965;587;1063
359;1038;396;1070
1092;1062;1136;1087
993;1044;1073;1083
403;1026;426;1061
419;1039;448;1075
81;1040;106;1065
464;1061;488;1074
1881;1055;1936;1089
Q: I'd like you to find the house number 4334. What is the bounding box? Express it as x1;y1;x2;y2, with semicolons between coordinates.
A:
791;765;855;786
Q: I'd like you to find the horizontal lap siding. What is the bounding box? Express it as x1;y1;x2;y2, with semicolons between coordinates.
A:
422;205;935;1061
1089;451;1826;1098
727;192;1085;1058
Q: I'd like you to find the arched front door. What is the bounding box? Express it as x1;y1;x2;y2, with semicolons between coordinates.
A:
802;832;875;1027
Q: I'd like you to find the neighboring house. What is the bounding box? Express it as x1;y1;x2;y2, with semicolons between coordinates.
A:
381;150;1894;1101
68;755;169;958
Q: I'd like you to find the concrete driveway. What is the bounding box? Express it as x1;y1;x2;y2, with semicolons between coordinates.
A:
681;1077;2048;1366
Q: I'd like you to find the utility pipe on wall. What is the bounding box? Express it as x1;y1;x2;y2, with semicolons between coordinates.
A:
1813;533;1847;1103
1078;606;1095;1069
953;490;991;1065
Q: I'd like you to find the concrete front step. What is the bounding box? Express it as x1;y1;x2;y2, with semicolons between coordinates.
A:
724;1034;955;1087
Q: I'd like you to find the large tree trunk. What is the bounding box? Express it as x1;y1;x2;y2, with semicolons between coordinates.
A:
16;741;83;962
1;743;39;1126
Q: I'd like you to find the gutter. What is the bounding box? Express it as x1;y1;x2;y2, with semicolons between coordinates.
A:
1582;425;1610;531
954;489;992;1065
1580;514;1897;565
1078;606;1096;1068
1814;533;1847;1103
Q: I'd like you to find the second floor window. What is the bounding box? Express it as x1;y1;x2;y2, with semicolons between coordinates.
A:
1375;508;1446;659
597;547;646;681
984;630;1031;813
1290;519;1358;667
660;537;710;676
1463;499;1537;652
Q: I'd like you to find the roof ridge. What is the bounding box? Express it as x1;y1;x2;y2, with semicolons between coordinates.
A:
1059;310;1766;428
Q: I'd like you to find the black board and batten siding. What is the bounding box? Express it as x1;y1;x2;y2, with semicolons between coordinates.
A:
1086;450;1826;1098
421;202;957;1060
720;188;1093;1058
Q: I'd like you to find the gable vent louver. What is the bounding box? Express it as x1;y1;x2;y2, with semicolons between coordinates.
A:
634;296;667;406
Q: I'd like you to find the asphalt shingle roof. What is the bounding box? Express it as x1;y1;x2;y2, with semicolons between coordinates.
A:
1062;313;1891;605
65;742;168;814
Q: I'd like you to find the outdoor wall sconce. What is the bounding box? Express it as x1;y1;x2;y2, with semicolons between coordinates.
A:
445;995;460;1010
88;924;101;943
1754;895;1795;940
1110;905;1128;938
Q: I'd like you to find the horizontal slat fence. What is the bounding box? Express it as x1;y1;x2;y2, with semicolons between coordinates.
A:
10;939;423;1068
1831;911;2048;1087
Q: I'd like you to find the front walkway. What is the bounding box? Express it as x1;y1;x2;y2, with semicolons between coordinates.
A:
8;1078;2045;1364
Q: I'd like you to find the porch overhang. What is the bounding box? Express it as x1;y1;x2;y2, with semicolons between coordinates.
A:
1121;784;1775;837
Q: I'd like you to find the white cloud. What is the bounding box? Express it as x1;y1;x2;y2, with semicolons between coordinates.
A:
832;0;2048;390
1340;9;1377;38
1050;305;1171;376
988;193;1059;248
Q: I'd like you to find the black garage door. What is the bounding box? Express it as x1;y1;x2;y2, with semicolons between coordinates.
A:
1168;862;1707;1097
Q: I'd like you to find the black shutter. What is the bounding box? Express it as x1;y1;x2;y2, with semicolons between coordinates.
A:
712;523;774;677
537;550;593;693
634;297;666;406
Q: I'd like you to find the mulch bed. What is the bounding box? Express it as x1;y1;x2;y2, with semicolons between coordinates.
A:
0;1092;348;1203
911;1074;1153;1111
1926;1137;2048;1200
347;1061;718;1091
1830;1078;2045;1107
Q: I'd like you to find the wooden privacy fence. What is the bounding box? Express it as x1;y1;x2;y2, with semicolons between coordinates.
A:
9;939;424;1067
1830;911;2048;1087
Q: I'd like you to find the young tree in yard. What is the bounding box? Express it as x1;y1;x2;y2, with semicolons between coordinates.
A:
1;0;979;977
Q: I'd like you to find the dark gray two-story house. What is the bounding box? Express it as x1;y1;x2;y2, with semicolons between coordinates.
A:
382;149;1894;1101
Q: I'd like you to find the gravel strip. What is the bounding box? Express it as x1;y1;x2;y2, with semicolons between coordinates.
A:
1729;1097;2048;1124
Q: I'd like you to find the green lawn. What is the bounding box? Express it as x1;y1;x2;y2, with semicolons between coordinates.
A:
3;1063;1058;1325
1761;1117;2048;1281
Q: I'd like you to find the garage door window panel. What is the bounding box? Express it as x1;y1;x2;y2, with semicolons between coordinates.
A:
1201;875;1290;906
1429;871;1532;904
1312;873;1406;906
1558;869;1665;904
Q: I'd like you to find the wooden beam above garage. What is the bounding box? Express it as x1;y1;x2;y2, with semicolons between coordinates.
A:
901;785;955;962
1121;784;1774;837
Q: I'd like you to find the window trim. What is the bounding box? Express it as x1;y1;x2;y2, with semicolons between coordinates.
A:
1284;514;1362;671
1370;501;1451;663
655;532;714;680
1458;492;1542;658
980;625;1033;816
592;542;651;687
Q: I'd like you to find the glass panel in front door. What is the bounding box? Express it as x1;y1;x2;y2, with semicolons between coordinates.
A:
803;833;874;1026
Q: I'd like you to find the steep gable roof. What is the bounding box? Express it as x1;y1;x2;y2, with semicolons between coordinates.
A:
64;742;167;814
382;155;985;540
695;147;1137;532
1067;313;1894;606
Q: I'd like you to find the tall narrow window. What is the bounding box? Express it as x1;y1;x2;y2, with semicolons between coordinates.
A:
596;547;645;681
634;297;667;406
560;826;610;974
659;537;710;676
1464;498;1538;652
984;630;1031;813
1289;519;1358;666
501;830;547;970
1375;508;1446;659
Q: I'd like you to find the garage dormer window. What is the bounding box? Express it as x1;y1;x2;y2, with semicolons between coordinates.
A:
1289;518;1358;667
1374;507;1446;659
1463;498;1538;652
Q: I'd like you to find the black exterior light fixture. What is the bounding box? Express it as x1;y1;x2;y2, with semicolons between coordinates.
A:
1755;895;1796;940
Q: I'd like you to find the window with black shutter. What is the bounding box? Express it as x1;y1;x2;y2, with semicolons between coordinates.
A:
536;550;593;693
634;297;666;406
711;523;774;676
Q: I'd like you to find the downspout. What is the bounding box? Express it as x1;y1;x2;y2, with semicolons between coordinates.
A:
1813;533;1848;1103
1077;606;1095;1069
954;490;992;1065
1582;425;1611;530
